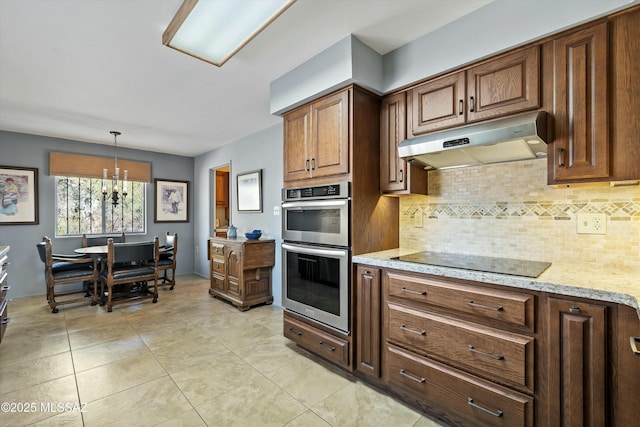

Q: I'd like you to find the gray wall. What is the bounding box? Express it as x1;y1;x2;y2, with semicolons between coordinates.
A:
194;124;283;306
0;131;195;299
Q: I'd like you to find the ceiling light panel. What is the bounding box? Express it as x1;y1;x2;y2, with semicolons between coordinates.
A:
163;0;296;67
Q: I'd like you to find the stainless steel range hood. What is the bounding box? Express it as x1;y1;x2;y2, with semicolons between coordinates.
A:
398;111;549;170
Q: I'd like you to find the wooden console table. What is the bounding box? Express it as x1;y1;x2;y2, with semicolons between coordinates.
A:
208;237;275;311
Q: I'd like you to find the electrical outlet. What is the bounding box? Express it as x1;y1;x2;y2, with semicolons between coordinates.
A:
577;213;607;234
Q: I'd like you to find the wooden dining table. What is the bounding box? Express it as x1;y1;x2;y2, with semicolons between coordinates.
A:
74;245;108;256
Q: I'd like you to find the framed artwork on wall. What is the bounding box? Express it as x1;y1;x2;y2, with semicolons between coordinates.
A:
0;165;39;225
154;178;189;223
237;169;262;213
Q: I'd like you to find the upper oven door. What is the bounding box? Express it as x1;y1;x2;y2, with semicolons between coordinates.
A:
282;199;349;247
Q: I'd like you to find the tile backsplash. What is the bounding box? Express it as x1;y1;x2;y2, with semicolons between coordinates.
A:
399;158;640;270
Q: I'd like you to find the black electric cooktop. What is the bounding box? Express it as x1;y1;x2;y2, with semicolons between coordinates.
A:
392;251;551;278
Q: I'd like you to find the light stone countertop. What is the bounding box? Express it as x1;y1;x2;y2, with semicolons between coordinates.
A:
353;248;640;319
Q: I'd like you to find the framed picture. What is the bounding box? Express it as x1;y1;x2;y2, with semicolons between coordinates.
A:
0;166;39;225
237;169;262;212
154;178;189;223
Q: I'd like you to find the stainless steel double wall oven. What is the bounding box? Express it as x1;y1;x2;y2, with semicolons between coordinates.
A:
281;182;350;333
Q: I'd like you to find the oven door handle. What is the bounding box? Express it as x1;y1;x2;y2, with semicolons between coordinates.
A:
282;200;348;209
282;243;348;258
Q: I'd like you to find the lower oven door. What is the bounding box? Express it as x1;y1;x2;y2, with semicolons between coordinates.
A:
282;242;350;333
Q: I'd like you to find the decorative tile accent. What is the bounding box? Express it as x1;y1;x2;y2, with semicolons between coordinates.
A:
403;200;640;220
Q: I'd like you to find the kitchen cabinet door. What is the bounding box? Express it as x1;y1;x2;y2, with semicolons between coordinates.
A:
545;297;606;427
355;265;381;378
381;92;428;195
466;45;540;123
549;22;609;182
310;89;349;179
407;71;466;136
283;105;311;182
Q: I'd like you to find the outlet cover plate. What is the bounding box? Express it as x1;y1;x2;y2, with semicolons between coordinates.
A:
577;213;607;234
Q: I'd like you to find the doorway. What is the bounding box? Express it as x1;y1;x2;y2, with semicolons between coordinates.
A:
210;164;231;237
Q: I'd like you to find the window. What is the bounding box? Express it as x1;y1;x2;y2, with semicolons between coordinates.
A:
55;177;146;236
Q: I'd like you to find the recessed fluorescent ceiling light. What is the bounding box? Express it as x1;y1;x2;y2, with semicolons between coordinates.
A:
163;0;296;67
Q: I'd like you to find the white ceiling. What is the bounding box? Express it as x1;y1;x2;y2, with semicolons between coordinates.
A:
4;0;634;159
0;0;497;157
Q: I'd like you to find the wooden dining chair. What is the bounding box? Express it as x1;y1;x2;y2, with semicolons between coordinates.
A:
36;236;98;313
100;237;159;312
158;232;178;290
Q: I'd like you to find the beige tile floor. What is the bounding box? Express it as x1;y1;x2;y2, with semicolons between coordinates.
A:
0;275;447;427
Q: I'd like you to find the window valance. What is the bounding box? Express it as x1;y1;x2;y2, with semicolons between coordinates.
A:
49;152;152;183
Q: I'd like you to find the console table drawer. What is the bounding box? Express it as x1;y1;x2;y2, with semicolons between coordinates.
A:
386;343;533;426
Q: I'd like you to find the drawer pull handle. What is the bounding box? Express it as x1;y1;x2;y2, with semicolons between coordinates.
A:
399;369;426;383
318;341;336;352
469;345;504;360
400;324;426;336
468;300;503;311
558;148;565;167
1;285;9;291
631;337;640;355
287;327;302;336
569;306;580;313
401;287;427;296
468;398;503;417
1;317;9;325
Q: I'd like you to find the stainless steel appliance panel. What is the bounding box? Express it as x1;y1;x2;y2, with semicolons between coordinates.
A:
282;242;349;333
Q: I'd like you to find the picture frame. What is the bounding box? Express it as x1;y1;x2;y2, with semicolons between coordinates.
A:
0;165;39;225
154;178;189;223
237;169;262;213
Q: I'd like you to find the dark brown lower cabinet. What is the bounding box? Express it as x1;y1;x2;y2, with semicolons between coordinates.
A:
355;265;381;378
545;297;606;427
386;344;534;427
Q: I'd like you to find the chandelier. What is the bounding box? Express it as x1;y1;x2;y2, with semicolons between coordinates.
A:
102;131;128;207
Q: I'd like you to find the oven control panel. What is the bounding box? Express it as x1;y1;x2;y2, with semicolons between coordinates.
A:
284;182;349;201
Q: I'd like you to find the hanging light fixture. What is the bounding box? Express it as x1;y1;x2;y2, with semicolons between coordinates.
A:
102;131;128;207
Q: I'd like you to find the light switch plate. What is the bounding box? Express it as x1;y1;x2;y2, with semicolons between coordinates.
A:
413;212;423;228
273;206;280;216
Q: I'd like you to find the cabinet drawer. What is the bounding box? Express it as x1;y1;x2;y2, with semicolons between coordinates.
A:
388;303;533;392
209;243;225;259
227;280;241;297
284;316;349;368
211;259;225;275
210;274;225;291
386;271;534;329
386;344;533;427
